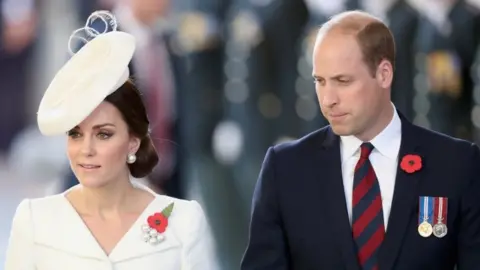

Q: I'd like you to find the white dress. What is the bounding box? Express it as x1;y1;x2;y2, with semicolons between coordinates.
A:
4;184;219;270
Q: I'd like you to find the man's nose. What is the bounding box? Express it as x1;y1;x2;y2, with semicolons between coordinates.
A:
320;87;339;108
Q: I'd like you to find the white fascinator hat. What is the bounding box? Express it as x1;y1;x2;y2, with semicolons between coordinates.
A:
37;10;136;136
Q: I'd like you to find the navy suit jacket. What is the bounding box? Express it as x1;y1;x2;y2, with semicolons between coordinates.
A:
241;112;480;270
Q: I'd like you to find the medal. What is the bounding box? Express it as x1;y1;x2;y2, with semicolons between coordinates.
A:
433;197;448;238
418;221;433;237
418;196;434;238
433;223;448;238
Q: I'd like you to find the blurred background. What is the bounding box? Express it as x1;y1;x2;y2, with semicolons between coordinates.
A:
1;0;480;268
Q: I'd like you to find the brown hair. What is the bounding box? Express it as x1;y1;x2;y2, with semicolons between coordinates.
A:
319;10;396;77
104;79;159;178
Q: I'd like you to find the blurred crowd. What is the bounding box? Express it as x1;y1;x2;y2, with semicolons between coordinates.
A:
1;0;480;268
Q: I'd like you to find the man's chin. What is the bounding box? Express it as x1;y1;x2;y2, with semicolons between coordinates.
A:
329;125;353;137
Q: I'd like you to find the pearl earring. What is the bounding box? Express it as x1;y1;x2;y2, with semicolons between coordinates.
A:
127;153;136;164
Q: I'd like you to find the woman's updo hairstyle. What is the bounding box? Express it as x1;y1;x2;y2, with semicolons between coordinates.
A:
105;79;159;178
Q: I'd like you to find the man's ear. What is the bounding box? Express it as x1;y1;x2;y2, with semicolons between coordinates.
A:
376;59;394;89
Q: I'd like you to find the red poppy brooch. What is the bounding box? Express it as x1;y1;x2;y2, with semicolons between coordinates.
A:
400;154;422;173
141;202;174;245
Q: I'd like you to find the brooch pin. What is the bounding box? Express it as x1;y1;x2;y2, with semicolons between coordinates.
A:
141;202;174;245
400;154;422;174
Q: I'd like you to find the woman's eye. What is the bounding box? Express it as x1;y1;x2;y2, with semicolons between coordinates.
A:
97;132;112;139
67;131;81;138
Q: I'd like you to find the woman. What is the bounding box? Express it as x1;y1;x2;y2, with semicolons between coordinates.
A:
4;11;217;269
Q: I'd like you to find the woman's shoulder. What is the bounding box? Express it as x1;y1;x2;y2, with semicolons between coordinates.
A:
148;194;212;248
13;193;68;219
10;194;71;236
150;194;205;219
148;194;208;234
15;193;66;211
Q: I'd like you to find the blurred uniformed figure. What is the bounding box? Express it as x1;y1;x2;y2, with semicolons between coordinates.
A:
219;0;308;204
354;0;420;120
209;1;307;265
294;1;347;135
466;0;480;144
252;0;309;143
411;0;479;140
0;0;38;157
173;1;226;158
171;1;251;269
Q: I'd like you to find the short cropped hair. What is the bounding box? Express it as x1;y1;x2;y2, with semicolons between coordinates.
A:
317;10;396;77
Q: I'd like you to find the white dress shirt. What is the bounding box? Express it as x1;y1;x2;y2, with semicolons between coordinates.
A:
340;104;402;230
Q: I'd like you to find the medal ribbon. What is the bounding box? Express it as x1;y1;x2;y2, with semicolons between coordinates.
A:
434;197;448;224
419;196;434;225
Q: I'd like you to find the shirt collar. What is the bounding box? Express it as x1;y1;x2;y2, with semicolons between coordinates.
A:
340;103;402;160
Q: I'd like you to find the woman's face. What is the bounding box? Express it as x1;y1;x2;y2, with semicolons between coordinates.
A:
67;101;140;188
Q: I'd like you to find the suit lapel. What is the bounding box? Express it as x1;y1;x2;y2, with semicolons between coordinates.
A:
317;128;361;270
378;113;423;270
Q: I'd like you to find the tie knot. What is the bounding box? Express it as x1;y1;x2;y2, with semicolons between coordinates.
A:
359;142;374;159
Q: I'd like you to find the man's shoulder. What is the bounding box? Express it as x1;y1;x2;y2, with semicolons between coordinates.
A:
271;126;331;156
408;124;480;176
411;123;476;153
269;123;479;157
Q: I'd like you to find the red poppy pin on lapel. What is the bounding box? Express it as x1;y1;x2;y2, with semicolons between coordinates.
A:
400;154;422;173
141;202;174;245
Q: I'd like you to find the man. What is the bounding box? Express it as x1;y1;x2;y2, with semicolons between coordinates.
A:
241;10;480;270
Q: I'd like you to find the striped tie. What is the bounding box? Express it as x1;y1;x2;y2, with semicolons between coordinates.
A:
352;143;384;270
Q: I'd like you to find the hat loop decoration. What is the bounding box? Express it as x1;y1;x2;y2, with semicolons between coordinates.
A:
37;10;136;136
85;10;118;35
68;10;118;56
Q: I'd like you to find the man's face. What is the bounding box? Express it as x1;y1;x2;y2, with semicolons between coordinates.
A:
312;31;386;138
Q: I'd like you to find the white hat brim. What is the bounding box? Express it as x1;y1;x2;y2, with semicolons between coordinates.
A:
37;31;136;135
